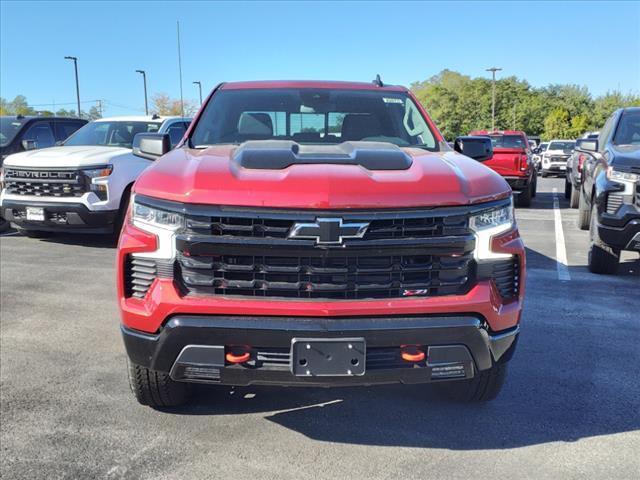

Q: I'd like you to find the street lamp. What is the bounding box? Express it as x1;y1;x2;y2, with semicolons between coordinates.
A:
136;70;149;115
193;81;203;105
64;56;81;118
486;67;502;131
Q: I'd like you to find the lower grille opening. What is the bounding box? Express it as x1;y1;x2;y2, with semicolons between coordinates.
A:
254;347;420;371
606;193;624;214
124;256;157;298
490;257;520;300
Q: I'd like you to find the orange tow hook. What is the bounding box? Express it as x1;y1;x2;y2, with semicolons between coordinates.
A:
225;347;251;364
400;345;425;363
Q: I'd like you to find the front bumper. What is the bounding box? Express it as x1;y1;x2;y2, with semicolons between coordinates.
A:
2;199;117;233
598;209;640;251
542;163;567;173
121;315;519;387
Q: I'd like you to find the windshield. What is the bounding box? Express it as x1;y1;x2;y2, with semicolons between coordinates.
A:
488;134;526;149
0;117;27;147
548;141;575;151
613;111;640;145
191;88;438;150
64;121;162;148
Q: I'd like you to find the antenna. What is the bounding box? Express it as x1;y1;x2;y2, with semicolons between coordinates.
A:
372;74;383;87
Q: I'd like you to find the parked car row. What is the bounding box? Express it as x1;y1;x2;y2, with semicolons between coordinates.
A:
0;115;191;236
569;108;640;273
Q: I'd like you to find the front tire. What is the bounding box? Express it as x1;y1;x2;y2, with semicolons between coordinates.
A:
127;360;191;408
516;183;532;207
588;203;619;274
435;364;508;402
541;171;548;178
564;179;571;199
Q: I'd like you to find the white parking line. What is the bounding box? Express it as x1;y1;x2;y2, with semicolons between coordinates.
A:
552;187;571;281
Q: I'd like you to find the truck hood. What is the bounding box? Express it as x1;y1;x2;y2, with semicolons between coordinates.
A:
2;146;132;169
134;145;511;209
610;144;640;169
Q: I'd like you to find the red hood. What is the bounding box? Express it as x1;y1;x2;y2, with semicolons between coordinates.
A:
133;146;511;209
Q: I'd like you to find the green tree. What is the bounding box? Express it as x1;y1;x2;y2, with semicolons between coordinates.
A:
543;108;571;140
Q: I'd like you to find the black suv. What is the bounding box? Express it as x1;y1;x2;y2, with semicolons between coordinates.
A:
577;107;640;274
0;116;87;162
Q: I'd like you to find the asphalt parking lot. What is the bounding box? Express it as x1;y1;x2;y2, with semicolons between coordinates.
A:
1;176;638;480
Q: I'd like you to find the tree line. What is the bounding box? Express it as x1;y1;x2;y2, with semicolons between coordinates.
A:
0;93;199;119
411;70;640;141
2;73;638;140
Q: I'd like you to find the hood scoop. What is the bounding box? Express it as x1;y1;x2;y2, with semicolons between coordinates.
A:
233;140;413;170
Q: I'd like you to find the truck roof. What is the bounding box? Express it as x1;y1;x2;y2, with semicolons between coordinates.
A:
221;80;407;92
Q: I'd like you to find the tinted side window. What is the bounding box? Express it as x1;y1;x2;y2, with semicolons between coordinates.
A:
54;121;84;142
22;122;55;149
598;114;616;151
166;122;187;148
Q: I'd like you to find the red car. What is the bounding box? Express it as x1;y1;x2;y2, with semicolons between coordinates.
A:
117;80;525;407
469;130;537;207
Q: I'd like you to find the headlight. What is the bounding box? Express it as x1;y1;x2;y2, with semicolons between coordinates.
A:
470;200;514;260
607;167;639;183
83;165;113;201
83;165;112;178
132;195;183;231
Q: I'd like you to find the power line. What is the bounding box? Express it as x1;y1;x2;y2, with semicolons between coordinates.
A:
27;99;101;107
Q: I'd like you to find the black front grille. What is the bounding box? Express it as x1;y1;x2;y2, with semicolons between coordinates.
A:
177;251;473;300
184;212;469;240
4;168;87;198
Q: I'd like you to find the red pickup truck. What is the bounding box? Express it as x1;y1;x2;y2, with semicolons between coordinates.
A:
117;81;525;407
469;130;536;207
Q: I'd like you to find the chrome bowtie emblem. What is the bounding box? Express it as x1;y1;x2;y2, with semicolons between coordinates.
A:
288;218;369;245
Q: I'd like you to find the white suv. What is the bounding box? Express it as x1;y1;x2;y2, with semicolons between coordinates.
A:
0;115;190;237
540;139;576;178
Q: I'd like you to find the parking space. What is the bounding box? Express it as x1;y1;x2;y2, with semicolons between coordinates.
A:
1;176;638;479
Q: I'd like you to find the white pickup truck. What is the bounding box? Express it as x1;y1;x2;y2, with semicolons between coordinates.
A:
0;115;190;237
540;139;576;177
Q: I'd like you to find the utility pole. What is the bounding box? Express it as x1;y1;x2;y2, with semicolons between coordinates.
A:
177;21;184;117
193;81;203;105
64;56;81;118
513;101;517;130
136;70;149;115
97;100;103;117
486;67;502;131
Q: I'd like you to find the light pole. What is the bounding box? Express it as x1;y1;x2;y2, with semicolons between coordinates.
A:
136;70;149;115
486;67;502;131
64;56;81;118
193;81;203;105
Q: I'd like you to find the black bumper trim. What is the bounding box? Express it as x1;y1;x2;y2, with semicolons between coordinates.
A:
121;315;519;387
2;199;117;233
598;218;640;251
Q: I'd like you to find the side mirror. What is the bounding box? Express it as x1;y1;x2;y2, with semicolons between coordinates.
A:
576;138;597;152
21;139;37;151
132;133;171;160
453;136;493;162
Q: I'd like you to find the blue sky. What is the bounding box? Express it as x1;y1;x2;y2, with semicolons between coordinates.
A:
1;1;639;116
